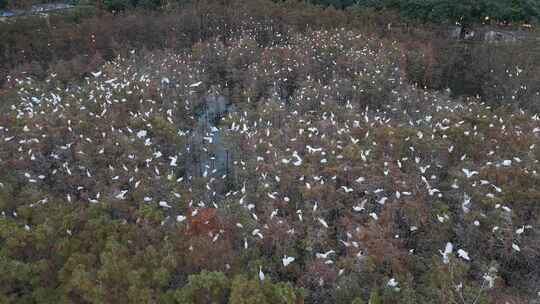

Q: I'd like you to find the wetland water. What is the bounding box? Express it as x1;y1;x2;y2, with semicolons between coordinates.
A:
190;95;235;177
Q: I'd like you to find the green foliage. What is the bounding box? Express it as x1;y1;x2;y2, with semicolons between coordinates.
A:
353;0;540;24
137;0;161;9
229;275;298;304
103;0;161;11
351;297;365;304
171;272;300;304
368;289;382;304
175;271;230;304
309;0;356;9
417;259;490;304
103;0;131;11
58;5;98;23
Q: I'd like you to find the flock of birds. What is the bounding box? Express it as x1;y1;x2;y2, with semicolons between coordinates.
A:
1;29;539;291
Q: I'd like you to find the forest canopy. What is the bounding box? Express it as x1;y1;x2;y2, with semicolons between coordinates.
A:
1;0;540;303
346;0;540;24
2;0;539;24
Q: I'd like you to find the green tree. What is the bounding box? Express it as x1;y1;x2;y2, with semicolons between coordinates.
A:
353;0;540;24
309;0;356;9
103;0;131;11
229;275;299;304
137;0;161;9
175;271;231;304
368;289;382;304
352;297;365;304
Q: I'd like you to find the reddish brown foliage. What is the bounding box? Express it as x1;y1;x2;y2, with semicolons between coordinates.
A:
186;207;220;236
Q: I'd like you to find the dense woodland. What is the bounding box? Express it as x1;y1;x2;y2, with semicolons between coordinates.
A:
1;0;540;303
2;0;540;23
